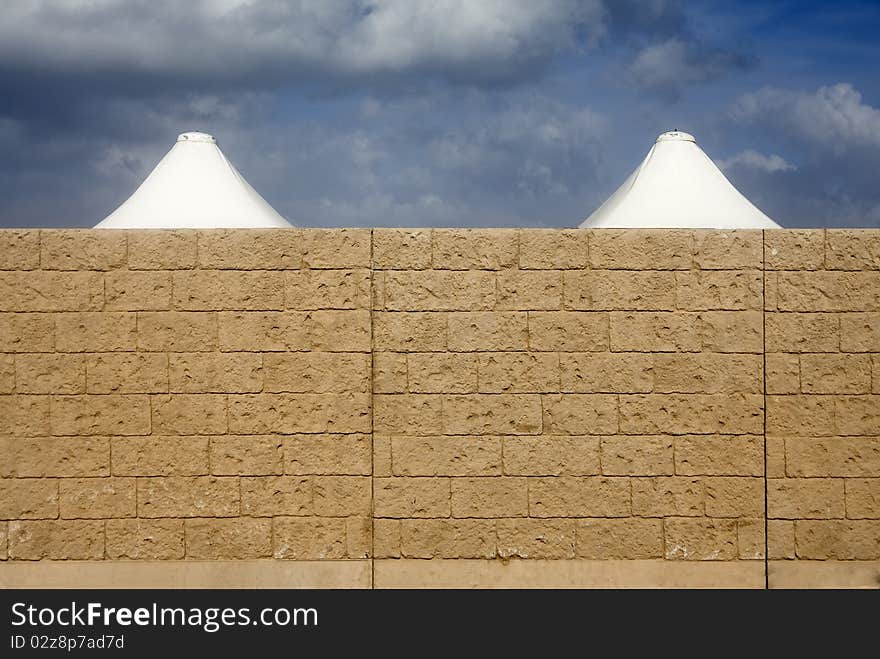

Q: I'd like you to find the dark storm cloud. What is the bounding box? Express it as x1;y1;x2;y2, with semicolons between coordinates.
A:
0;0;877;228
628;38;754;98
0;1;606;90
0;1;610;171
604;0;687;37
0;0;728;118
601;0;754;98
0;0;617;227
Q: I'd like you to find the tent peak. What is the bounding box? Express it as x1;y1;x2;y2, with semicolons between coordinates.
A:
656;130;695;143
177;131;216;144
579;128;781;229
95;131;292;229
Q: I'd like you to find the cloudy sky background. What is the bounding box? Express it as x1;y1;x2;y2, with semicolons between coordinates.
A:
1;0;879;228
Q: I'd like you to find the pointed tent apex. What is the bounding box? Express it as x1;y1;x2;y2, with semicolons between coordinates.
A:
656;130;695;143
95;132;293;229
579;130;781;229
177;131;217;143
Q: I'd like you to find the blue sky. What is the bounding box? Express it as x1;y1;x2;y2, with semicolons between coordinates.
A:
1;0;878;228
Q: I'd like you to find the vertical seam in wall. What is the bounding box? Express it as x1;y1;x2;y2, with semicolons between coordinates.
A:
762;230;769;589
369;228;376;590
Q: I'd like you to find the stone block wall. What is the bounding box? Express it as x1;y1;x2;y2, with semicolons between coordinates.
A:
0;228;878;588
0;229;373;580
764;230;880;587
371;229;765;574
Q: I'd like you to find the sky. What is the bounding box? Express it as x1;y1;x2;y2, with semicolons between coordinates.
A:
1;0;879;229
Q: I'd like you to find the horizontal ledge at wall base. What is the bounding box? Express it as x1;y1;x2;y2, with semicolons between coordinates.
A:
374;559;765;589
768;561;880;589
0;560;372;589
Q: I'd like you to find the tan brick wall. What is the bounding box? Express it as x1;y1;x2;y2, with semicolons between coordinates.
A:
372;229;765;565
0;229;372;563
765;230;880;575
1;227;878;587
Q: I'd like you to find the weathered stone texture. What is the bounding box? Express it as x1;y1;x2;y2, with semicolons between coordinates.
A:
765;230;880;570
0;230;40;270
186;518;272;559
0;436;109;477
112;436;209;476
0;228;877;585
9;520;104;559
128;231;197;270
105;271;172;310
40;230;127;271
106;519;185;559
197;230;302;270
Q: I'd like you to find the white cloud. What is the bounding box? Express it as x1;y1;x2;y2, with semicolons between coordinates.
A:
717;149;795;173
724;84;880;228
0;0;605;84
339;1;606;72
629;37;747;95
732;83;880;153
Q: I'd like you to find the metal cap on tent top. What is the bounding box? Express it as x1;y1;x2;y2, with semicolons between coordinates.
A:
177;131;217;144
656;130;695;143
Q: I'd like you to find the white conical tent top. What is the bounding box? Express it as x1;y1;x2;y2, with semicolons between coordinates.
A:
95;132;292;228
580;131;781;229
